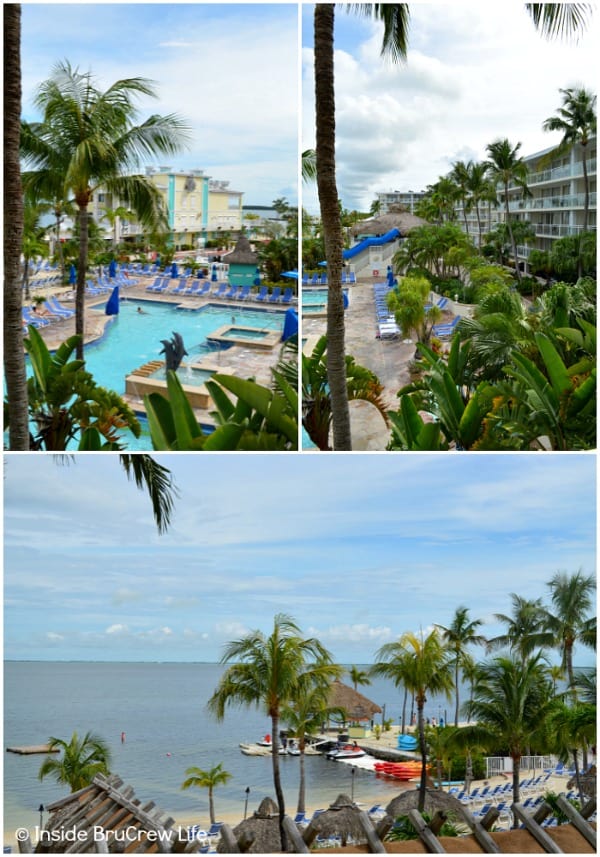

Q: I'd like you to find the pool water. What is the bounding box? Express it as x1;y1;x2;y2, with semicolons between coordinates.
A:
303;288;329;306
221;328;269;341
86;300;283;394
147;366;215;386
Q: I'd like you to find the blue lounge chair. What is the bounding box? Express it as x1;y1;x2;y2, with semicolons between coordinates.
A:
146;277;162;292
237;285;251;301
197;282;211;297
22;308;50;328
432;315;461;338
224;285;238;299
281;287;294;304
268;287;281;303
171;279;188;295
349;272;356;284
255;285;268;302
47;297;75;318
319;273;327;285
213;283;228;298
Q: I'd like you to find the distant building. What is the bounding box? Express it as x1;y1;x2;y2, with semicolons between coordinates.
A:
376;190;425;215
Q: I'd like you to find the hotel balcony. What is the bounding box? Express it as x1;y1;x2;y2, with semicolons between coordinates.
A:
508;191;597;212
515;157;597;188
530;222;597;239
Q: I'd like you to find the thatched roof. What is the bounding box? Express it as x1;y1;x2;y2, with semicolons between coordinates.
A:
218;797;283;854
327;680;382;721
385;787;470;823
350;211;427;237
309;793;367;843
222;235;258;265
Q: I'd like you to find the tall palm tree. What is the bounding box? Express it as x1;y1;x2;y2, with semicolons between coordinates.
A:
372;629;453;811
38;731;111;792
435;606;486;727
348;665;372;691
465;161;496;249
207;614;341;845
181;763;232;825
485;138;530;283
487;593;554;664
449;161;472;233
21;61;190;359
462;655;556;806
544;570;596;693
4;3;29;450
281;684;344;815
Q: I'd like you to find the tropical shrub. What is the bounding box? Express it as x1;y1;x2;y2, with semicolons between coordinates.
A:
387;812;461;841
386;275;442;344
8;326;141;450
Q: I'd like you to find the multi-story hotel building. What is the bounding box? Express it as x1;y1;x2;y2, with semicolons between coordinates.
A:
89;167;244;250
458;137;596;266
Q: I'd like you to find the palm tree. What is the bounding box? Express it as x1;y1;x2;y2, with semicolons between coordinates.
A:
435;606;486;727
372;629;453;811
462;654;556;806
281;684;344;815
544;570;596;693
487;593;554;664
4;3;29;450
449;161;472;233
465;161;496;249
21;60;190;359
485;138;530;283
181;763;232;825
302;148;317;183
348;665;372;691
207;614;341;844
38;731;111;792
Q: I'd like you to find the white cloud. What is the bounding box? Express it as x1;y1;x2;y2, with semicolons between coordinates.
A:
106;624;129;635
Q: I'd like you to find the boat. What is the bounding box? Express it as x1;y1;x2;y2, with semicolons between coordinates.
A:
326;744;366;760
374;760;428;780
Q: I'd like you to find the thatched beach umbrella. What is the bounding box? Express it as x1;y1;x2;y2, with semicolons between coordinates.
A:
349;210;427;238
218;797;283;854
385;787;468;823
222;235;258;266
306;793;368;847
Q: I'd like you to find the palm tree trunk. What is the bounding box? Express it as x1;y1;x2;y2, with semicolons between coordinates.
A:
270;713;287;850
209;787;215;825
297;743;306;815
401;686;408;734
578;146;589;279
454;659;460;727
504;183;521;284
75;202;89;360
3;3;29;450
314;4;352;450
512;754;521;808
417;698;428;813
54;209;65;280
475;204;483;249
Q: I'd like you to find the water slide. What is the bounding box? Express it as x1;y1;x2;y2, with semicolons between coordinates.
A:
343;228;401;260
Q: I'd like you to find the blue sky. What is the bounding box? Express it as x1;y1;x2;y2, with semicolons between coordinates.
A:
21;4;298;206
4;453;596;665
302;4;598;212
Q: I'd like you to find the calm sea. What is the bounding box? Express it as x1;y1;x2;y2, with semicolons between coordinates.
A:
4;662;451;838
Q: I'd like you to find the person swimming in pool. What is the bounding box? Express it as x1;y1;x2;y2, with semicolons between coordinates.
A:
137;306;148;315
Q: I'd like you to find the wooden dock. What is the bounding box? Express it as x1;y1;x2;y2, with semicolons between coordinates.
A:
6;744;58;755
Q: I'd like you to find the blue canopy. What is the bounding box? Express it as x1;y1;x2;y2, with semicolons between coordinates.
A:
171;262;179;279
105;286;120;316
342;290;349;309
69;264;76;285
281;307;298;342
109;259;117;278
318;260;327;267
211;263;218;282
281;271;299;279
254;267;261;286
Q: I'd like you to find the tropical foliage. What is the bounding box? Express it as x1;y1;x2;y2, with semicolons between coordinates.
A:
181;764;232;825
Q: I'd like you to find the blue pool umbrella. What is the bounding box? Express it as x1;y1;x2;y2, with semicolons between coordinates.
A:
171;261;178;279
109;258;117;278
254;267;261;286
211;264;218;282
318;260;327;267
105;286;120;316
69;264;76;285
281;307;298;342
281;271;299;279
386;266;395;287
342;290;349;309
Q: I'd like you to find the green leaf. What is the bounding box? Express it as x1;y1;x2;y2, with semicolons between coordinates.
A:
144;392;177;449
165;370;204;448
78;427;103;450
535;333;571;396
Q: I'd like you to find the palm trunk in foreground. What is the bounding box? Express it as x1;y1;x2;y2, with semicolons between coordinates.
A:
417;698;427;812
270;713;288;850
314;4;352;450
3;3;29;449
75;200;90;360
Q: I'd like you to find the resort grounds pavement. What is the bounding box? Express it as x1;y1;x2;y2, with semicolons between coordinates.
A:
303;275;457;450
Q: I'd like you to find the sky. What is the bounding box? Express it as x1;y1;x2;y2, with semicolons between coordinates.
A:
302;3;598;213
20;3;299;207
4;453;596;666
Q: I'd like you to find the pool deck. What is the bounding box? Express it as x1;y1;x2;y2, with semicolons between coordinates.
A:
302;275;456;450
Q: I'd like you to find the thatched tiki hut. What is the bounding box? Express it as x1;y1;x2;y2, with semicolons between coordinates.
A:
349;210;428;241
303;794;372;848
327;680;382;737
218;797;283;854
222;235;259;287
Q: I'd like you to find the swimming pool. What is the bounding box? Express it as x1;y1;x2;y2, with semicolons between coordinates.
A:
85;299;284;395
302;288;348;313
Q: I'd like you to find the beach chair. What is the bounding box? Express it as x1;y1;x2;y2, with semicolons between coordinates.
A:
237;285;251;301
432;315;461;338
23;309;51;328
319;273;327;285
146;277;163;292
281;287;294;304
46;297;75;319
171;279;188;295
302;273;309;285
207;822;222;839
294;812;309;826
310;274;319;285
197;282;211;297
378;322;400;339
224;285;238;300
349;272;356;284
255;285;268;302
268;287;281;303
212;283;228;298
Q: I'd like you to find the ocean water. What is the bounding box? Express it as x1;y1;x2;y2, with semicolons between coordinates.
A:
4;662;451;838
